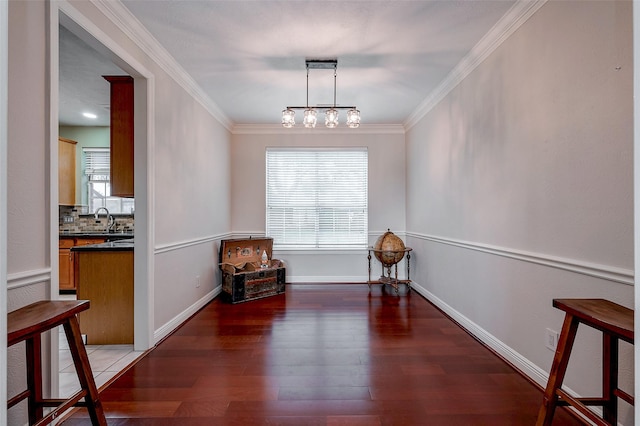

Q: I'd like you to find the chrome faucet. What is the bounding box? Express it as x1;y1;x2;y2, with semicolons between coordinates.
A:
94;207;115;232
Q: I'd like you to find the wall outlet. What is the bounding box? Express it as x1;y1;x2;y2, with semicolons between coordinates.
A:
545;328;559;351
195;275;200;288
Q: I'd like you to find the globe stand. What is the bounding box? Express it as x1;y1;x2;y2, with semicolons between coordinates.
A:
367;247;412;294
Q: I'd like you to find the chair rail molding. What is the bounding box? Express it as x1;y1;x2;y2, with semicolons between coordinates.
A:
407;232;633;286
7;268;52;291
155;232;233;255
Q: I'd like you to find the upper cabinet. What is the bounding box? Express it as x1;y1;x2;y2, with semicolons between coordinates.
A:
103;75;134;198
59;137;77;205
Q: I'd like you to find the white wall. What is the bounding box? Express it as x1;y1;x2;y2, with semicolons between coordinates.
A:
231;127;406;282
406;1;634;423
7;2;51;423
152;70;231;331
6;1;232;424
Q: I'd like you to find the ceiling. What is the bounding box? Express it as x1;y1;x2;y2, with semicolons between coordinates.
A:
59;25;124;126
59;0;517;128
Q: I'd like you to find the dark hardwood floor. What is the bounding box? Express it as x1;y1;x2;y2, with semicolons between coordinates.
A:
64;284;583;425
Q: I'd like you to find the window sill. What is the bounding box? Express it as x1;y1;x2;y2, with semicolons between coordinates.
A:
273;247;368;255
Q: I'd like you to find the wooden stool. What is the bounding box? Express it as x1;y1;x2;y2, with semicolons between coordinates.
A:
536;299;634;426
7;300;107;425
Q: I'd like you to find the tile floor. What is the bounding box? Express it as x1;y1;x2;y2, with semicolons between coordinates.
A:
57;294;143;397
58;330;143;397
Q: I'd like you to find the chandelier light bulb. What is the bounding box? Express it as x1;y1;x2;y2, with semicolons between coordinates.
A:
325;108;339;128
303;108;317;128
282;108;295;128
346;109;361;128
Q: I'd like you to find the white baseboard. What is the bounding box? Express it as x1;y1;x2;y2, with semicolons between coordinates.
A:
410;282;601;424
287;275;368;283
153;286;221;344
410;281;579;391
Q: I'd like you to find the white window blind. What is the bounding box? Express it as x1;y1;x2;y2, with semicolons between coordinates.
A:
83;148;134;214
84;148;110;178
266;148;368;249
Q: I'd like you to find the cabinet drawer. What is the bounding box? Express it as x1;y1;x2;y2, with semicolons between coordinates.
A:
75;237;106;246
59;239;75;249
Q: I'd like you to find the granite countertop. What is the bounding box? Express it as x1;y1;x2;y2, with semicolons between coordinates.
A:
60;231;134;240
71;239;134;252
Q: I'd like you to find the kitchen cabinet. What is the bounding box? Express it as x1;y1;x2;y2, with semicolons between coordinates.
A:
75;248;134;344
59;239;75;291
58;137;77;205
103;75;134;197
58;237;106;292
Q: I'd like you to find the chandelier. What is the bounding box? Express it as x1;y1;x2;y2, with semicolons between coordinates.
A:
282;59;360;129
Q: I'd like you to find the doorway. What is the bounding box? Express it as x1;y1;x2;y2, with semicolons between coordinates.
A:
51;3;154;398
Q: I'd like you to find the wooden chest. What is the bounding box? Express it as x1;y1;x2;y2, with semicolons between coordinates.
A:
218;237;286;303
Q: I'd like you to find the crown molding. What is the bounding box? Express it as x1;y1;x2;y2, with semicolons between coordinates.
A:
232;123;405;135
89;0;546;135
91;0;233;131
404;0;548;130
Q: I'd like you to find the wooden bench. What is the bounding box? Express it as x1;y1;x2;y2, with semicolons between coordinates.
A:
7;300;107;425
536;298;634;426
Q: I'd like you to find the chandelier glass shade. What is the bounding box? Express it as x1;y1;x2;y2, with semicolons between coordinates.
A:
281;108;295;128
282;59;360;129
303;108;317;128
325;108;339;128
346;108;360;128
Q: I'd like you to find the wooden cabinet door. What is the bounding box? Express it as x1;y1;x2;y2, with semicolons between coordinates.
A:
59;238;106;292
58;137;77;205
59;248;74;290
103;75;134;198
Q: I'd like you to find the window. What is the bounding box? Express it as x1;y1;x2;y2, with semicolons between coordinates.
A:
266;148;368;249
84;148;134;214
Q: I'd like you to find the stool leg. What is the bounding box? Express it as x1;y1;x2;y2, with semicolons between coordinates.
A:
25;335;43;424
602;333;618;424
63;316;107;426
536;314;580;426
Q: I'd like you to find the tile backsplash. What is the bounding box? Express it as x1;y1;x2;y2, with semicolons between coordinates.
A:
59;205;134;234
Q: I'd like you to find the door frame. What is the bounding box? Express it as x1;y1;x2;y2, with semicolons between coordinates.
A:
48;0;155;394
1;0;9;422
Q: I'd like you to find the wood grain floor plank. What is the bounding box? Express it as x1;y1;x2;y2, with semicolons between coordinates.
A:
63;284;584;425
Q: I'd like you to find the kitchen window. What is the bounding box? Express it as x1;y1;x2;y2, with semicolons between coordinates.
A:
84;148;134;214
266;148;368;249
